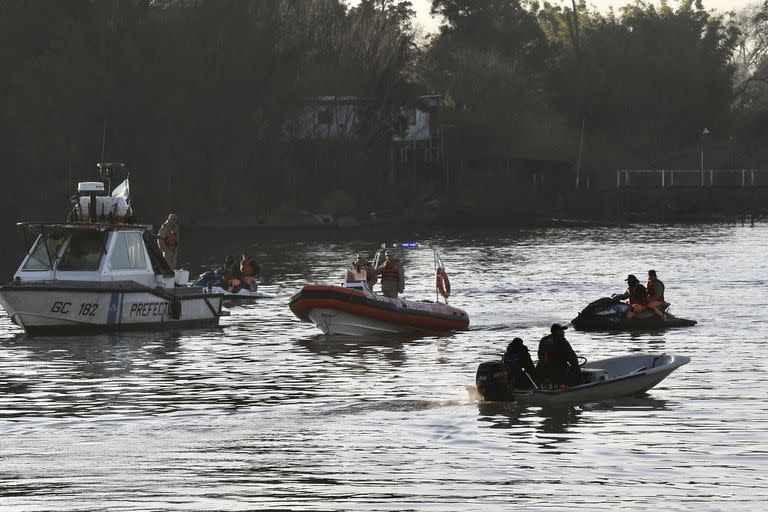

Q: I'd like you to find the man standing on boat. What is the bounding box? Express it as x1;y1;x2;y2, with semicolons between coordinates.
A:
157;213;180;270
376;250;405;298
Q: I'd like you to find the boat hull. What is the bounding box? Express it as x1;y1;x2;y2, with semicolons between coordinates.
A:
571;297;696;331
204;286;275;306
0;281;223;335
289;285;470;335
473;353;690;405
571;313;697;331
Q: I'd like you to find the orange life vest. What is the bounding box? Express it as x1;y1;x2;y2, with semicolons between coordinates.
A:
379;260;399;282
165;228;178;248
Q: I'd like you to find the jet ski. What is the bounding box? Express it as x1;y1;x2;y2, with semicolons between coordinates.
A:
193;271;272;303
570;297;696;331
470;352;690;405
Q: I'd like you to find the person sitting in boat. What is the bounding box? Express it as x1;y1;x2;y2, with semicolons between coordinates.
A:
240;254;260;291
502;338;537;389
217;255;240;279
224;271;244;294
376;250;405;298
614;274;655;319
646;270;666;317
346;254;374;291
536;324;580;387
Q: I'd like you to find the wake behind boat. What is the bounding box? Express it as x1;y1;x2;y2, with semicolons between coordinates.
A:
0;163;224;335
289;243;470;335
471;353;690;405
571;296;697;331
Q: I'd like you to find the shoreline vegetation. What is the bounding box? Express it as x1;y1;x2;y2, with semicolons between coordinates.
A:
2;1;768;235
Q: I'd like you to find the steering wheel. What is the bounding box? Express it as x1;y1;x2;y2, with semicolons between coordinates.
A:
577;356;588;367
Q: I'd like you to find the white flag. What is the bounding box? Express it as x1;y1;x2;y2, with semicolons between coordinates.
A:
111;179;130;199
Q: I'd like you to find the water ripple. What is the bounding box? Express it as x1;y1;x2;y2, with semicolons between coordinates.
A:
1;224;767;510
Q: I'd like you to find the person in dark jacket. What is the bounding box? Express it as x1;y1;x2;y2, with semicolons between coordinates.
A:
536;324;580;387
502;337;537;388
614;274;649;319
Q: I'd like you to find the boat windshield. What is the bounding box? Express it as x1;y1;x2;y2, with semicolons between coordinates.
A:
57;231;106;271
21;234;65;271
109;231;147;270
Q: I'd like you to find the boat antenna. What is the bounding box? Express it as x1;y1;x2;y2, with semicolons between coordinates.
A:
100;118;107;164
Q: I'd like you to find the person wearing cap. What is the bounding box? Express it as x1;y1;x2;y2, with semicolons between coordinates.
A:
536;324;580;386
502;337;537;389
376;250;405;298
346;254;371;290
157;213;180;269
614;274;650;319
646;270;666;318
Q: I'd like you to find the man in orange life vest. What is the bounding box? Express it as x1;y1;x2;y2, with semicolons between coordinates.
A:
157;213;180;270
376;250;405;298
646;270;666;318
615;274;658;319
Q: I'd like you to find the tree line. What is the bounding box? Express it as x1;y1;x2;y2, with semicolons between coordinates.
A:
1;0;767;224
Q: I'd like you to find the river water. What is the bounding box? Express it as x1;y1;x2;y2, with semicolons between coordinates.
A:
1;223;767;511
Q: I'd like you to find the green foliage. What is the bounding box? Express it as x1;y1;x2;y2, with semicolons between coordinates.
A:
424;0;740;169
0;0;761;228
0;0;417;221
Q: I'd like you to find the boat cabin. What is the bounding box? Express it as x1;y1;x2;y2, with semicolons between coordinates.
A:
15;223;175;287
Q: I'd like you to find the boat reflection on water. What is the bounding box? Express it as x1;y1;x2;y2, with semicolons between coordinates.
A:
298;333;426;367
476;396;669;446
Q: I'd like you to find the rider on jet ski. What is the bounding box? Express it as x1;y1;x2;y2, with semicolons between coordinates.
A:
614;274;663;319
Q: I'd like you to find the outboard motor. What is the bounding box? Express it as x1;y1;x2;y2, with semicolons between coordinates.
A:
475;361;509;401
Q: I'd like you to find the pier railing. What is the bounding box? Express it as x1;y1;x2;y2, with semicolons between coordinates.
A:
616;169;767;188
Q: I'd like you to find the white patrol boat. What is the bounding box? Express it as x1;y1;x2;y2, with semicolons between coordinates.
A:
0;163;225;335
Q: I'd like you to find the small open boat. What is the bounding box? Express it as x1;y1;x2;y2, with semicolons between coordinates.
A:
470;353;690;405
0;163;225;335
571;296;696;331
289;243;470;335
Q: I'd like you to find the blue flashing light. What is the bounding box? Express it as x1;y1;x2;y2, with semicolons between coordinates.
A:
400;242;419;248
